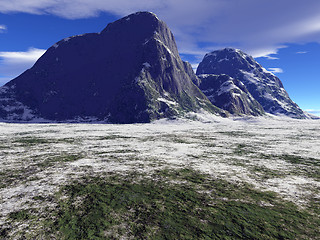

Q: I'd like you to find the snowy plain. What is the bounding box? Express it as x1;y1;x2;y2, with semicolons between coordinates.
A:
0;113;319;236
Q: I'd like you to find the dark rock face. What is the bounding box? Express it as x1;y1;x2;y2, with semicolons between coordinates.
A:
0;12;223;123
197;48;307;118
196;74;264;116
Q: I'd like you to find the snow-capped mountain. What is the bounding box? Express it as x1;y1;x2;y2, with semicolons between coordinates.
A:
0;12;223;123
196;74;265;116
196;48;308;118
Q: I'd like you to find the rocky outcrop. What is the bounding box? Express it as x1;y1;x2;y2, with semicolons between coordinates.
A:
196;74;265;116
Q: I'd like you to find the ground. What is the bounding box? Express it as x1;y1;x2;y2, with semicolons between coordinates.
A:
0;113;319;239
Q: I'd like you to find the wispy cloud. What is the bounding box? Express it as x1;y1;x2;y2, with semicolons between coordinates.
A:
1;1;320;59
260;55;280;60
0;77;12;86
305;109;320;116
268;68;284;74
191;64;199;72
0;48;45;64
0;48;45;86
0;24;7;33
296;51;307;54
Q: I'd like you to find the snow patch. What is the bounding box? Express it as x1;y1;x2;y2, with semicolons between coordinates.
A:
240;70;261;84
261;66;275;76
218;57;229;63
204;52;217;58
143;62;151;68
149;12;160;21
0;86;9;94
157;97;177;106
154;38;175;57
134;63;151;83
198;74;217;78
263;92;275;101
217;80;238;96
63;37;71;42
0;115;319;227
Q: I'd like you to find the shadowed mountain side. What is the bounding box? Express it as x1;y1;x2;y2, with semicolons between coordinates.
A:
0;12;224;123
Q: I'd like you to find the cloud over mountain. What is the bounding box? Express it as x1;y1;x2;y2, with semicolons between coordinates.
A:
268;68;283;74
0;48;45;85
1;0;320;59
305;109;320;116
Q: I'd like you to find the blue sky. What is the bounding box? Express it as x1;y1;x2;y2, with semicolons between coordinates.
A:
0;0;319;115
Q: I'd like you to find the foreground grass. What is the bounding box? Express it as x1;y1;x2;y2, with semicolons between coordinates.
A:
4;168;319;239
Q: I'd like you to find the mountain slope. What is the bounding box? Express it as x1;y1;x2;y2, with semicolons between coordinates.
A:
196;74;265;116
196;48;307;118
0;12;223;123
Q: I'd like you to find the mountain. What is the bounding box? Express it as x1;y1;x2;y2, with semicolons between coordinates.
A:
0;12;223;123
196;74;265;116
196;48;308;118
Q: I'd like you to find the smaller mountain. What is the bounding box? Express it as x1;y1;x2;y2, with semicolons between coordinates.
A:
196;48;308;118
196;74;264;116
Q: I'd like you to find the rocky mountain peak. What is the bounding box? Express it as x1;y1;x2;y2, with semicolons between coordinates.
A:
198;48;271;78
196;48;307;118
100;11;179;58
0;12;223;123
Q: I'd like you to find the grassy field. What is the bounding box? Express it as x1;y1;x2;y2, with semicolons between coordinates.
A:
0;115;319;239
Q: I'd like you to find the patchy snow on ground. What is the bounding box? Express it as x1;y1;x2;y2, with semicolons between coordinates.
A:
0;115;319;227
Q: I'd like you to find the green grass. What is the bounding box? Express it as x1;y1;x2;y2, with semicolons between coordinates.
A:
250;166;283;179
13;137;78;146
258;153;320;180
26;168;318;240
217;131;254;137
259;153;320;167
0;169;29;188
100;149;139;154
13;137;52;145
234;143;250;155
139;134;191;144
8;209;35;221
98;135;132;140
0;154;83;188
279;154;320;166
36;154;84;168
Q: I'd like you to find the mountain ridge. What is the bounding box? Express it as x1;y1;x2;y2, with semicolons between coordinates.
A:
0;13;312;122
0;11;225;123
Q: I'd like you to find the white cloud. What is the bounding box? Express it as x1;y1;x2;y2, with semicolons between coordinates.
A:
264;55;279;60
296;51;307;54
1;0;320;60
305;109;320;116
191;64;199;73
0;48;45;64
0;48;46;85
0;24;7;33
0;77;12;86
268;68;284;74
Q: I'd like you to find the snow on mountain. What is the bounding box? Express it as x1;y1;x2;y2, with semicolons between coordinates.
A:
197;48;308;119
196;74;264;116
